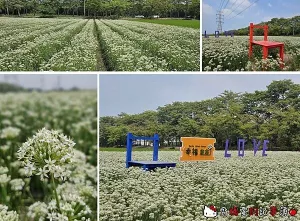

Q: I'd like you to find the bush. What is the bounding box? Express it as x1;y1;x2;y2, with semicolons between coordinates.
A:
0;83;25;93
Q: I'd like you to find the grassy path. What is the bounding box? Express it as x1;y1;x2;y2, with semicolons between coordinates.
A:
94;19;107;71
128;18;200;29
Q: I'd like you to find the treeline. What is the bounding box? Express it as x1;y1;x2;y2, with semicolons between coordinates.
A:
0;82;86;93
0;82;25;93
0;0;199;19
100;80;300;151
233;16;300;36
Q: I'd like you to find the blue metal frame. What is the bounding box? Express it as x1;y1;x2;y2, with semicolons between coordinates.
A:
204;30;209;38
126;133;159;168
225;31;234;37
215;31;220;38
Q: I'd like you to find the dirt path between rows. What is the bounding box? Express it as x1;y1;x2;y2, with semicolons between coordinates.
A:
94;20;108;71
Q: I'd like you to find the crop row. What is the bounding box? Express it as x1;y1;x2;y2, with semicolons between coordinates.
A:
0;19;87;71
96;20;200;71
0;19;76;52
40;20;99;71
0;18;199;71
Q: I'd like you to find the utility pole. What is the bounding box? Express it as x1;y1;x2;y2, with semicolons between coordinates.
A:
84;0;85;16
4;75;9;83
6;0;9;15
216;10;224;33
56;75;61;90
40;75;45;90
13;75;19;85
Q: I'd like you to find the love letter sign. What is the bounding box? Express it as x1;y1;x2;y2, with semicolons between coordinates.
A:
224;139;269;158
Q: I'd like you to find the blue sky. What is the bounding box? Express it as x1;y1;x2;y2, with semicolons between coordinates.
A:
203;0;300;34
100;74;300;116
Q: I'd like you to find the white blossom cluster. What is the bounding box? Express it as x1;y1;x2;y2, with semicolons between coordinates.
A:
26;153;96;221
28;198;92;221
0;204;19;221
100;151;300;220
0;173;10;185
0;127;20;139
9;179;25;191
202;36;300;71
17;128;75;181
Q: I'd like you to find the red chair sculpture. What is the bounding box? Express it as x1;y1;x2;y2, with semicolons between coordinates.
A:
249;23;284;69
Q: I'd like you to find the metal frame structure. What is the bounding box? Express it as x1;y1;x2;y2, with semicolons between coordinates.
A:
126;133;176;170
249;23;284;69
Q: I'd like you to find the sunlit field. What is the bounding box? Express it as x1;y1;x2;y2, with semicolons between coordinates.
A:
0;17;199;71
202;36;300;71
100;150;300;220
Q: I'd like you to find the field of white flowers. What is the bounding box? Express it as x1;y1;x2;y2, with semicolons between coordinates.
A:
0;17;199;71
95;20;200;71
100;151;300;221
202;36;300;71
0;91;97;220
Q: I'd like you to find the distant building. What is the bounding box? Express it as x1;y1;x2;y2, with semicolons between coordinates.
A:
135;15;144;18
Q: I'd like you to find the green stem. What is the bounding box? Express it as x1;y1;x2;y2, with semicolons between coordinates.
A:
51;173;61;213
0;184;7;204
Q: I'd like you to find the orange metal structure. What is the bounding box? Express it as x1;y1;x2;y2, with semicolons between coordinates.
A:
249;23;284;69
180;137;216;161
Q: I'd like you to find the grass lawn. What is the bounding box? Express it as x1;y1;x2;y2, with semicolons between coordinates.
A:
100;147;178;151
129;18;200;29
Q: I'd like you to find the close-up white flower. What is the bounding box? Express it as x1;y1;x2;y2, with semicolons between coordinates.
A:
0;89;97;220
17;128;75;181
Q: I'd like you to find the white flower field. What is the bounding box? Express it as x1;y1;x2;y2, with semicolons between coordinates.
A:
0;17;199;71
100;150;300;221
202;36;300;71
0;91;97;220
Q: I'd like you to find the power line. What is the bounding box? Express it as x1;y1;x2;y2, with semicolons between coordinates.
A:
225;0;248;19
227;0;260;20
222;0;230;11
219;0;226;11
223;0;239;16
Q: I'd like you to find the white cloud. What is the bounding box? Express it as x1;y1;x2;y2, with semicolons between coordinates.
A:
262;16;273;22
203;3;214;15
268;3;272;7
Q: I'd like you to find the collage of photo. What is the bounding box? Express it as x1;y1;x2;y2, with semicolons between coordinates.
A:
1;0;300;221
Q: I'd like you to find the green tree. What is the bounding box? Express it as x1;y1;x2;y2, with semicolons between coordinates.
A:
107;126;128;147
